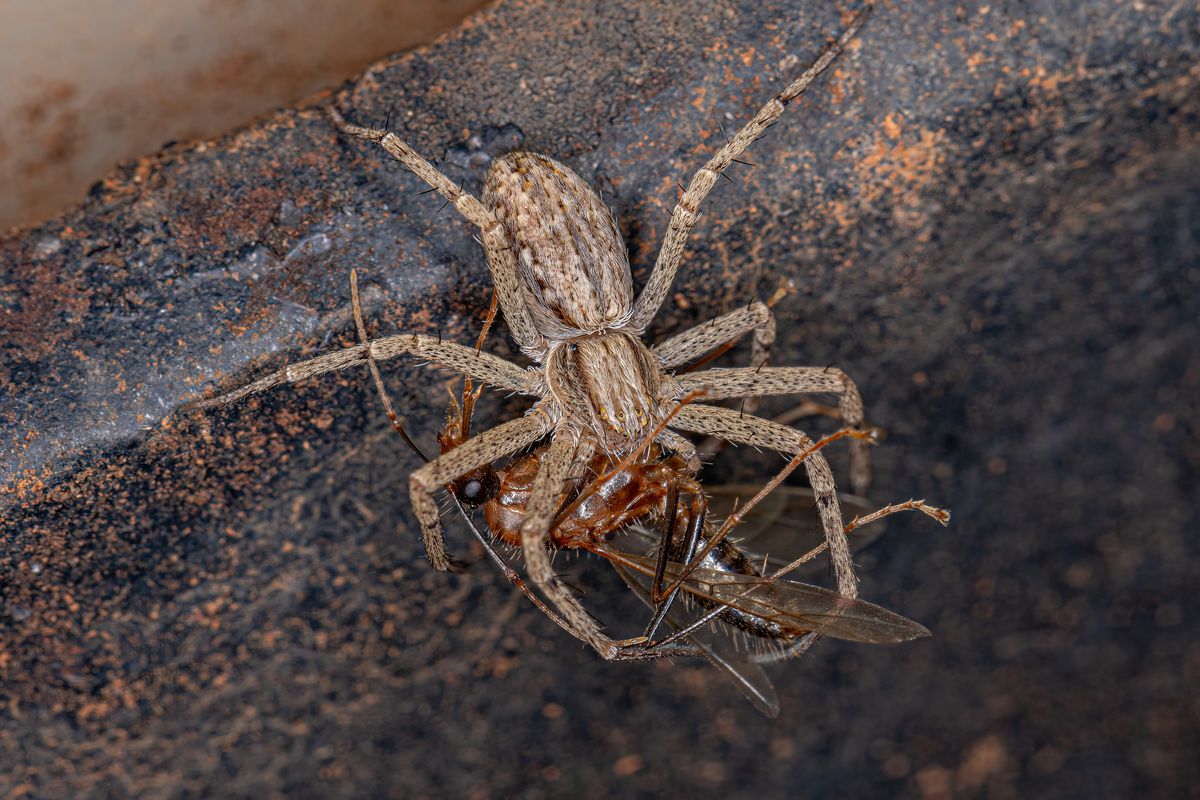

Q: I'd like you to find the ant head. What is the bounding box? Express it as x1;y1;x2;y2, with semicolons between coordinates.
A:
455;466;501;508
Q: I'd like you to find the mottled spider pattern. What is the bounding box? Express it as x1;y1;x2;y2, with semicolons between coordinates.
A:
199;7;874;659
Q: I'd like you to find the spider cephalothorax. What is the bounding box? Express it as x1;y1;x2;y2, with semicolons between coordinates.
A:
544;334;673;449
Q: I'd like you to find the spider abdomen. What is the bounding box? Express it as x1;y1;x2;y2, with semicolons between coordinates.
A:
484;152;633;339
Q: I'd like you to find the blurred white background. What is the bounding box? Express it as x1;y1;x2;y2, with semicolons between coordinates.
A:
0;0;486;232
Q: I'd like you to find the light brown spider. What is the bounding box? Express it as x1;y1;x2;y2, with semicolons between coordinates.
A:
198;7;873;659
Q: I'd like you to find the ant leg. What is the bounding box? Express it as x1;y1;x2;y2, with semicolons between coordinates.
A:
645;425;872;651
643;490;707;642
350;269;429;459
769;499;951;580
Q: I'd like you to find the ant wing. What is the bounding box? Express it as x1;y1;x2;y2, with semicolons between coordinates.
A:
704;485;887;565
611;550;930;645
609;560;781;718
621;487;885;574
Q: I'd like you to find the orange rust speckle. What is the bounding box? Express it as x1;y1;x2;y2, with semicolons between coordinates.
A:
1028;65;1066;93
860;123;946;232
691;85;709;113
1;465;52;500
828;69;847;105
740;47;756;67
882;112;903;141
966;52;987;72
823;118;948;243
0;265;91;364
613;754;643;777
168;183;284;251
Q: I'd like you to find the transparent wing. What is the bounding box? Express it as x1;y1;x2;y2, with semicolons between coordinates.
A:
623;486;886;573
601;547;930;645
610;561;780;718
705;486;886;563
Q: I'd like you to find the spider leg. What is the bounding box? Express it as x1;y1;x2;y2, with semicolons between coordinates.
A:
519;431;610;649
350;273;605;637
669;403;858;600
655;429;699;471
191;333;535;409
654;300;778;464
409;410;553;571
518;431;706;661
627;5;871;332
678;365;870;492
653;301;775;372
658;296;865;477
329;107;545;354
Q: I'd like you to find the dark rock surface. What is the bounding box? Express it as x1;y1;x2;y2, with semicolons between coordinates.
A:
2;1;1197;797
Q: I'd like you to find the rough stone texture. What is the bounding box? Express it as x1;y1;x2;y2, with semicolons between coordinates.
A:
2;0;1197;797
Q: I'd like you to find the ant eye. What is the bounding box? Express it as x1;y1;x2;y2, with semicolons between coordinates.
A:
457;468;500;507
